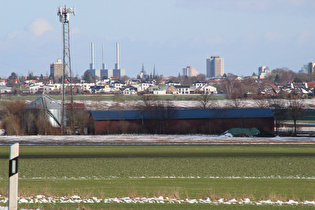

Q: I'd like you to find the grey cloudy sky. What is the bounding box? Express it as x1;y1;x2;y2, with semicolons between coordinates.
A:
1;0;315;78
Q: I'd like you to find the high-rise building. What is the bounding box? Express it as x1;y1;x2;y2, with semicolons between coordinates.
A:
299;64;308;74
206;56;224;78
308;62;315;74
50;58;65;81
182;66;199;77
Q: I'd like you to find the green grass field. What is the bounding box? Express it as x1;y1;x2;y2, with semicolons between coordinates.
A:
0;145;314;209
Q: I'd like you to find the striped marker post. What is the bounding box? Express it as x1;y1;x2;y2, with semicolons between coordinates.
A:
8;143;19;210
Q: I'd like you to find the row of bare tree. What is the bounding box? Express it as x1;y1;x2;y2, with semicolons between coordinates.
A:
198;94;305;136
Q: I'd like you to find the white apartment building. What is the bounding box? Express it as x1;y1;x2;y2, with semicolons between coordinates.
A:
50;58;65;81
182;66;199;77
206;56;224;78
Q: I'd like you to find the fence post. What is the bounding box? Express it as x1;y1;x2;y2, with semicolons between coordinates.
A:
8;143;19;210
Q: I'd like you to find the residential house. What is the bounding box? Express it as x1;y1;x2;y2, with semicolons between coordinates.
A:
43;84;57;93
137;82;150;92
166;85;178;94
147;85;160;94
193;81;207;89
0;85;11;93
166;81;181;89
111;81;125;91
153;88;166;95
176;85;190;95
90;85;110;93
81;83;95;93
192;82;217;94
0;79;7;86
29;83;44;94
121;86;138;95
204;85;217;94
126;79;141;86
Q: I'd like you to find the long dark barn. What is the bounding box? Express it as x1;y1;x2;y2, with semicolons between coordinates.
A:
88;108;274;135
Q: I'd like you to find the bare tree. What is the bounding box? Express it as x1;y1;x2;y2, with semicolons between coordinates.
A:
223;80;235;99
107;93;126;110
140;94;158;108
198;94;212;109
35;111;50;135
287;98;305;136
66;108;89;134
270;68;297;84
0;100;26;135
269;99;287;136
198;94;218;109
255;97;270;108
137;95;177;134
146;101;176;134
226;98;246;108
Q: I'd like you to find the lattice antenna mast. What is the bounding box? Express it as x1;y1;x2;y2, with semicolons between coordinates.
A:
57;5;75;134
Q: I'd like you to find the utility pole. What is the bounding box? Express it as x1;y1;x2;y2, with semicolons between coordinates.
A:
57;5;75;134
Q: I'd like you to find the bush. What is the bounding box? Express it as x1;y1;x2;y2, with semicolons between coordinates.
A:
0;100;27;135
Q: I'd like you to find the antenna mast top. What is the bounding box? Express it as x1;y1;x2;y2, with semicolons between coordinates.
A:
57;6;75;23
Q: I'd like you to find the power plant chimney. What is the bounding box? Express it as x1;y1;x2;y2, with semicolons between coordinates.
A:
115;42;120;69
90;43;95;69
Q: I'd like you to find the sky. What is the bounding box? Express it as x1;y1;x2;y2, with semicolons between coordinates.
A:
1;0;315;78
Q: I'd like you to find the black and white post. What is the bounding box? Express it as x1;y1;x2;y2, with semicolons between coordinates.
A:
9;143;19;210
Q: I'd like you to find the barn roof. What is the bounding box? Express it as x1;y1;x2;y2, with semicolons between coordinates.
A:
90;108;274;121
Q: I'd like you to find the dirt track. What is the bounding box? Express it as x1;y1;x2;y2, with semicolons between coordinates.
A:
0;135;315;145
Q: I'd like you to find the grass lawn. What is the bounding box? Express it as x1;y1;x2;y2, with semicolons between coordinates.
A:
10;178;314;201
0;145;314;209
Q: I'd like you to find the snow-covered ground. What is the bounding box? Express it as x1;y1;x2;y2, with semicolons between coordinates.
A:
77;99;315;110
0;134;315;145
32;98;314;110
0;195;315;207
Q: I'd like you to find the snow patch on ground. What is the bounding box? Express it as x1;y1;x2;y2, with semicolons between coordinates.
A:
0;195;314;207
82;99;315;110
14;176;315;180
0;134;315;145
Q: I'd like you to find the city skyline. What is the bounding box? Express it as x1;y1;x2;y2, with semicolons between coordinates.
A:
1;0;315;78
